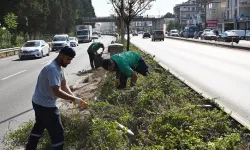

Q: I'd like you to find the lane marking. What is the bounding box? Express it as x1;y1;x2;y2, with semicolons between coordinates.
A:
1;70;27;81
41;60;52;65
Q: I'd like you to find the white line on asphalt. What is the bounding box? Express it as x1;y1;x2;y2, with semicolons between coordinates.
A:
41;60;51;65
1;70;27;81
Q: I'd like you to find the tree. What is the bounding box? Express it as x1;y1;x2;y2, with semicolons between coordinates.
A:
110;0;155;51
4;13;18;30
164;12;174;18
167;21;175;32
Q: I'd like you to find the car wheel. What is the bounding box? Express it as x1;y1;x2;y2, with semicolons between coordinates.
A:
163;39;164;41
46;50;50;56
236;41;239;44
40;51;43;58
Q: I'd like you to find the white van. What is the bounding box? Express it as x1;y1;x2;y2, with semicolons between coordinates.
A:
51;34;70;51
227;30;250;39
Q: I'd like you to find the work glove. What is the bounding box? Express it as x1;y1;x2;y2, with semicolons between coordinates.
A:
73;97;87;107
115;79;120;88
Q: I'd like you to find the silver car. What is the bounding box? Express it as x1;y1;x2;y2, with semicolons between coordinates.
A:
18;40;50;59
151;30;164;41
69;37;78;47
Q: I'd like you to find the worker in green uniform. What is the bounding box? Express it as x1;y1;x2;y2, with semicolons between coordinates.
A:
102;51;149;89
87;42;104;69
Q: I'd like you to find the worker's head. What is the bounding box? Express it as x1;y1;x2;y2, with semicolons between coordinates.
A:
57;46;76;68
102;59;115;71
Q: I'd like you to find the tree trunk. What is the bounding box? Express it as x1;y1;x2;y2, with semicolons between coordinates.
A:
126;24;130;51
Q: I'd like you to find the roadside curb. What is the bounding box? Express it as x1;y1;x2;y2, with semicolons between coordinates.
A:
165;36;250;51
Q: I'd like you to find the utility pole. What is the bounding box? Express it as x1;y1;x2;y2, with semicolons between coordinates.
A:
120;0;125;45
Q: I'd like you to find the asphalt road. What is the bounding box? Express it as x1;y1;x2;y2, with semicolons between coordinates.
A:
130;35;250;128
0;36;114;147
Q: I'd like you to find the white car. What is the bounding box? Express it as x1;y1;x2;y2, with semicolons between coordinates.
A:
170;30;179;37
69;37;78;47
51;34;70;51
19;40;50;60
92;34;99;39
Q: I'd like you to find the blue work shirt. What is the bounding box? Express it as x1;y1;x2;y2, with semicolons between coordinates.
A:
32;60;65;107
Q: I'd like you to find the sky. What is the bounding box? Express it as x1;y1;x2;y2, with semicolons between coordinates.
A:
92;0;187;17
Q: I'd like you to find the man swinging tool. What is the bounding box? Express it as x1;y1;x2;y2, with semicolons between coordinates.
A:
87;42;104;69
102;51;149;89
26;46;87;150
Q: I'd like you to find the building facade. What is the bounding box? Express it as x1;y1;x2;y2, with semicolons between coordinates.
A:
205;0;226;31
225;0;250;30
174;0;205;29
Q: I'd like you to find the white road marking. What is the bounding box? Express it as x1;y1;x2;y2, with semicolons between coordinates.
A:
1;70;27;81
41;60;52;65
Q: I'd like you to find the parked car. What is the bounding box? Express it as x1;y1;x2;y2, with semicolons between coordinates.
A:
132;32;138;36
69;37;78;47
203;29;211;33
19;40;50;60
217;32;240;43
227;30;250;40
194;31;203;39
179;31;185;37
151;30;164;41
51;34;70;51
170;30;179;37
201;32;217;40
246;32;250;40
142;32;151;38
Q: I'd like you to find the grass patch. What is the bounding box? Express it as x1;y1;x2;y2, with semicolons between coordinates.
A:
3;43;250;149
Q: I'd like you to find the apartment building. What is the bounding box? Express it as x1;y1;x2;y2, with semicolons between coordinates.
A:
174;0;204;29
205;0;226;31
225;0;250;30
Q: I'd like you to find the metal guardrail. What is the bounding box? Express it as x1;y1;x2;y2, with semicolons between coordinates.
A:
0;47;20;57
165;36;250;51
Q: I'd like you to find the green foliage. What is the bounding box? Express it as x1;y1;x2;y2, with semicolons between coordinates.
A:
167;21;181;31
4;13;18;29
0;29;12;48
164;12;175;18
3;43;250;149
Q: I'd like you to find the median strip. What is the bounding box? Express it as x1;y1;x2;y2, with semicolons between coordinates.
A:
3;42;250;149
1;70;26;81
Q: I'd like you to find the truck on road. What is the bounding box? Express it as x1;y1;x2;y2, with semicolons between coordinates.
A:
75;25;92;43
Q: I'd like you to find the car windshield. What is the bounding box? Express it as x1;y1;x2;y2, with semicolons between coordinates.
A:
23;41;40;47
246;32;250;36
144;33;149;35
155;31;163;34
207;32;215;35
53;36;67;41
77;30;88;35
69;37;75;40
172;31;177;33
